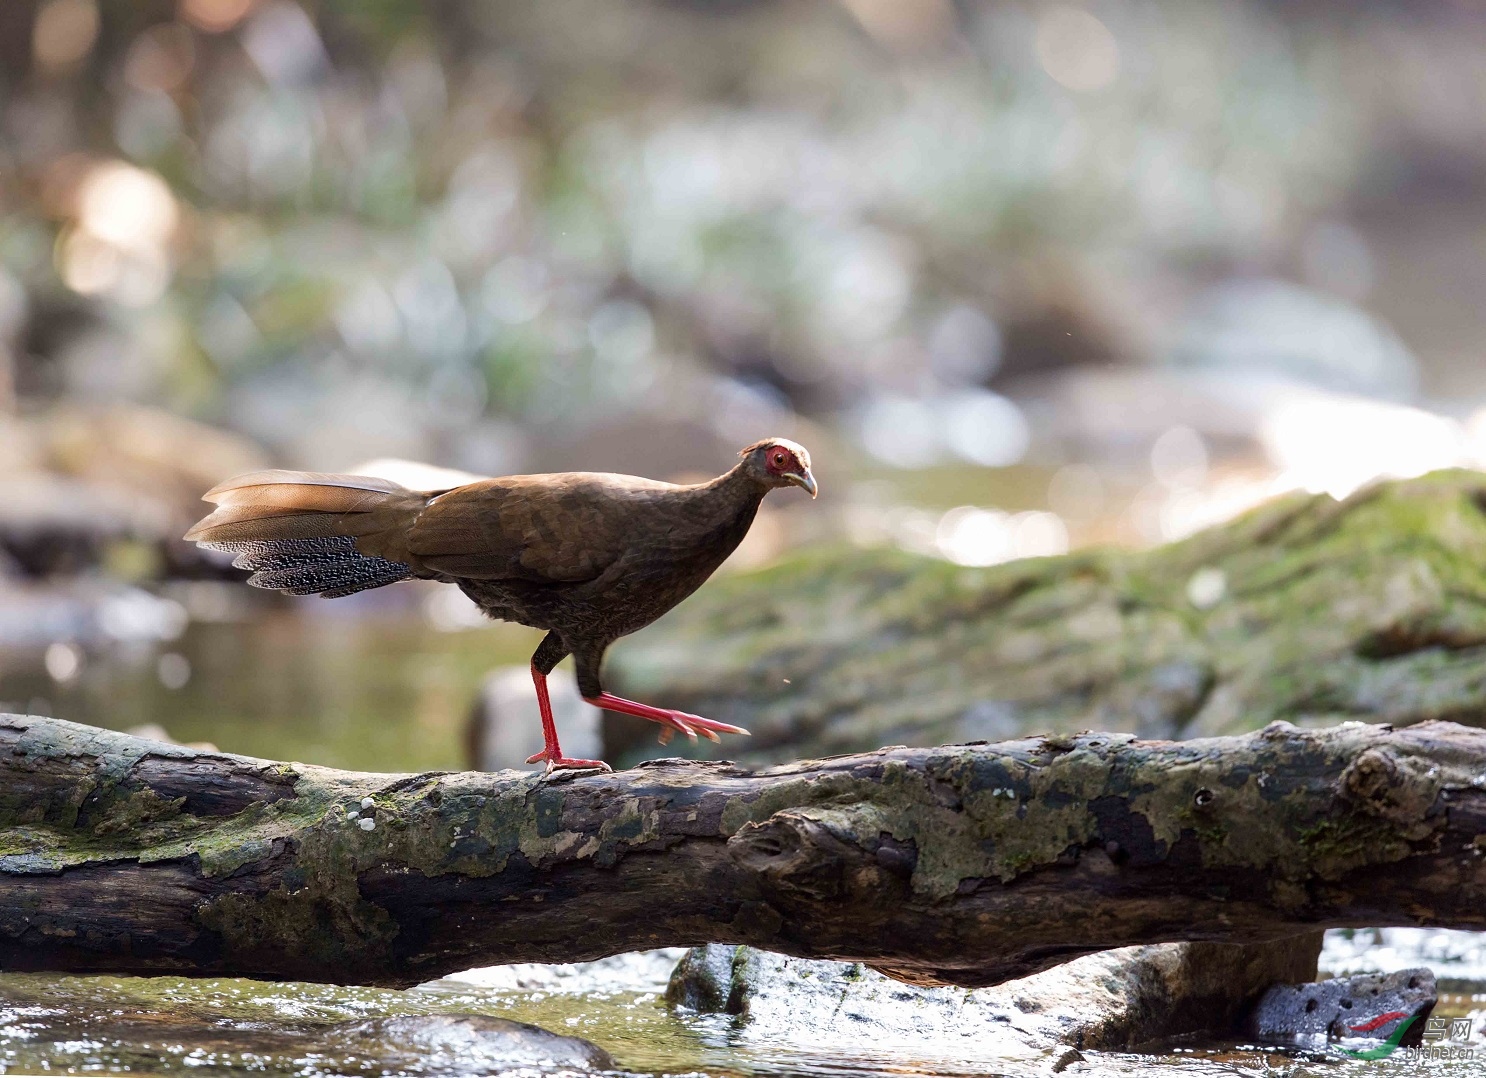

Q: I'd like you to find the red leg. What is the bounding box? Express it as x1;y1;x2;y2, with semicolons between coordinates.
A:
583;692;749;745
525;663;610;772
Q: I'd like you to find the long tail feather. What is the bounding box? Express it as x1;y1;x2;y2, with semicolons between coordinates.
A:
186;512;374;545
203;469;408;500
185;472;427;598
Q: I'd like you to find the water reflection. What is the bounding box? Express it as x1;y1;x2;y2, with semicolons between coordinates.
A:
0;597;534;773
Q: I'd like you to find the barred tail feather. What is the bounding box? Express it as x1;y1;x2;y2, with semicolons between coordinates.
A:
241;539;412;596
185;471;427;598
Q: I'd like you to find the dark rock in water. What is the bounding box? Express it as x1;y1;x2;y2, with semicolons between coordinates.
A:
667;941;741;1012
1245;967;1435;1045
1050;1047;1085;1073
339;1014;616;1071
667;934;1322;1056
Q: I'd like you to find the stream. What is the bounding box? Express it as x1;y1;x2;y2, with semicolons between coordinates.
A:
1;932;1484;1076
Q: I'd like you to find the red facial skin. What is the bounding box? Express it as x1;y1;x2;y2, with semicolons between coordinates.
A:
764;446;805;477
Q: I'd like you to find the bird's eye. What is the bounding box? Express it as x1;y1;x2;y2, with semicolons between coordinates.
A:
771;451;787;467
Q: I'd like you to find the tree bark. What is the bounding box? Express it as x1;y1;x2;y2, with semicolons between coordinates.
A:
605;471;1486;761
4;712;1486;989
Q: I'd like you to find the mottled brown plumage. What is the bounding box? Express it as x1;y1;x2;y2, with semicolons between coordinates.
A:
185;438;817;769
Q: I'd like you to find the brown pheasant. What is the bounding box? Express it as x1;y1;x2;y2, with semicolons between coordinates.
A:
184;438;817;771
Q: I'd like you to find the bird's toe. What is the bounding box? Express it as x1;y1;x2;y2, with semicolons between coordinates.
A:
676;712;749;737
546;758;612;774
526;750;613;773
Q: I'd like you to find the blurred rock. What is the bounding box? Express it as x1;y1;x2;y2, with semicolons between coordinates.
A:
229;369;439;473
0;474;167;577
466;665;603;771
0;579;186;650
1321;926;1486;986
1029;365;1281;451
1245;967;1435;1045
125;723;218;753
0;404;268;578
668;935;1322;1055
996;285;1135;385
1013;280;1427;487
1170;279;1418;402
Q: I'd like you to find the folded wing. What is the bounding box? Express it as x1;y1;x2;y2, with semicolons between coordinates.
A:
407;474;644;583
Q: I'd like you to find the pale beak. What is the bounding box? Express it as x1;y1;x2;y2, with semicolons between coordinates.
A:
786;469;818;498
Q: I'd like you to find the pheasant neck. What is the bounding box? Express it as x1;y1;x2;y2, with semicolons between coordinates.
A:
688;464;769;548
699;462;770;513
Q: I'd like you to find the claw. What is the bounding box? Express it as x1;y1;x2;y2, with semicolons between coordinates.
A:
674;713;749;737
671;716;719;743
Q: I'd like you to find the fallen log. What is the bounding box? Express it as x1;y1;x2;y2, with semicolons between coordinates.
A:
4;713;1486;988
606;470;1486;761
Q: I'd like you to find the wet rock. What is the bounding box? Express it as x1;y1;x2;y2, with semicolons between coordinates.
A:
1050;1047;1085;1073
667;941;741;1012
338;1014;616;1071
443;948;686;994
1245;967;1435;1045
667;934;1322;1055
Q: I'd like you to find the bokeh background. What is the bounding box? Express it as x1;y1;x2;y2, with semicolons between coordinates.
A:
3;0;1486;770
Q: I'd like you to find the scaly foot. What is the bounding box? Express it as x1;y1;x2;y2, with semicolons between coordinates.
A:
584;692;750;746
525;749;612;773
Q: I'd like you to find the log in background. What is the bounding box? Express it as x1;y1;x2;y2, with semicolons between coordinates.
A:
607;471;1486;761
4;713;1486;988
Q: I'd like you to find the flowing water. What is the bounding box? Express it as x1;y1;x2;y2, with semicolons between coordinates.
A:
1;595;1484;1076
1;938;1483;1077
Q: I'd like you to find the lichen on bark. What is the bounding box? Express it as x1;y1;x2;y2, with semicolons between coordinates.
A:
4;712;1486;988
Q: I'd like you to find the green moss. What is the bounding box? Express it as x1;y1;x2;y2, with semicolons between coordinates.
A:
91;787;186;835
197;885;400;969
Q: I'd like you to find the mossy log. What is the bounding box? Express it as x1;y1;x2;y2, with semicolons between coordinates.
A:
4;713;1486;989
609;471;1486;761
